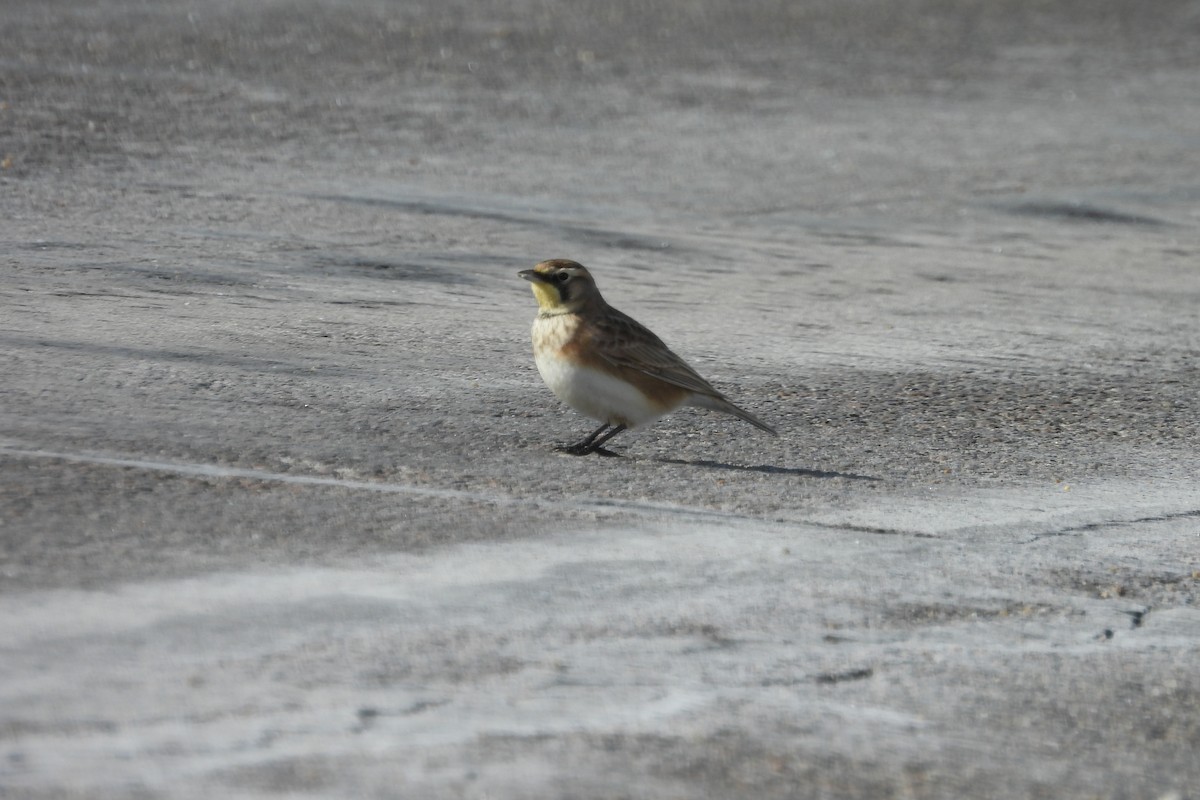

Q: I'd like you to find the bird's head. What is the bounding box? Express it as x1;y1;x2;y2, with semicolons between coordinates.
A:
518;259;601;314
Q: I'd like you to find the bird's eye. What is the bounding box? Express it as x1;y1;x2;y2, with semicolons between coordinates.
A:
554;271;570;283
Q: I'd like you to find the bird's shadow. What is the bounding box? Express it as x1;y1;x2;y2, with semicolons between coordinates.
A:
646;457;879;481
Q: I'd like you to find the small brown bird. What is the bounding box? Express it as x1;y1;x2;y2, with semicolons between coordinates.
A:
519;259;777;455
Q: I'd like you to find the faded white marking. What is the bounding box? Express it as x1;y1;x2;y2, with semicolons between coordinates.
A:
0;441;743;522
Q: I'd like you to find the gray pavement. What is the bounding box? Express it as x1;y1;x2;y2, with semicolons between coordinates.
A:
2;1;1199;797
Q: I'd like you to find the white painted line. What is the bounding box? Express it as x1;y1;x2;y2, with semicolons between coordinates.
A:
0;443;748;523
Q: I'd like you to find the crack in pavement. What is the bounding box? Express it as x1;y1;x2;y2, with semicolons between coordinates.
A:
1021;508;1200;544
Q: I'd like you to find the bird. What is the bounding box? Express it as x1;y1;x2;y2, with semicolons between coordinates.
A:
518;258;777;455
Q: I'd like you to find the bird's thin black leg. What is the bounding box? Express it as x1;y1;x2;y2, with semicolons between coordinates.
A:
584;424;627;456
557;422;612;455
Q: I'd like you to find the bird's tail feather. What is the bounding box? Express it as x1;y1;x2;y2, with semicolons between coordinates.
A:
688;394;777;435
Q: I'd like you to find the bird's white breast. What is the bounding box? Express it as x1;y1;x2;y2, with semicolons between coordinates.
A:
531;316;674;428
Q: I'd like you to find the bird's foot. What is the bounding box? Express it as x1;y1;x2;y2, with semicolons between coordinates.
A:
554;443;622;457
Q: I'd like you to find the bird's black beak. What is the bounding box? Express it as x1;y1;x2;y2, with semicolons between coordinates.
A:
519;269;548;283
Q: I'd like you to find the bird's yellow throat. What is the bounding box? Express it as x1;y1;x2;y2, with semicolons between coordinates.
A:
530;281;564;312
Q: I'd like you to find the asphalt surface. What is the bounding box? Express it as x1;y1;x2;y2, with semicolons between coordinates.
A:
2;1;1199;798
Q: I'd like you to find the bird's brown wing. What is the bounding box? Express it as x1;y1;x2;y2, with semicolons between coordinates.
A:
588;305;726;398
